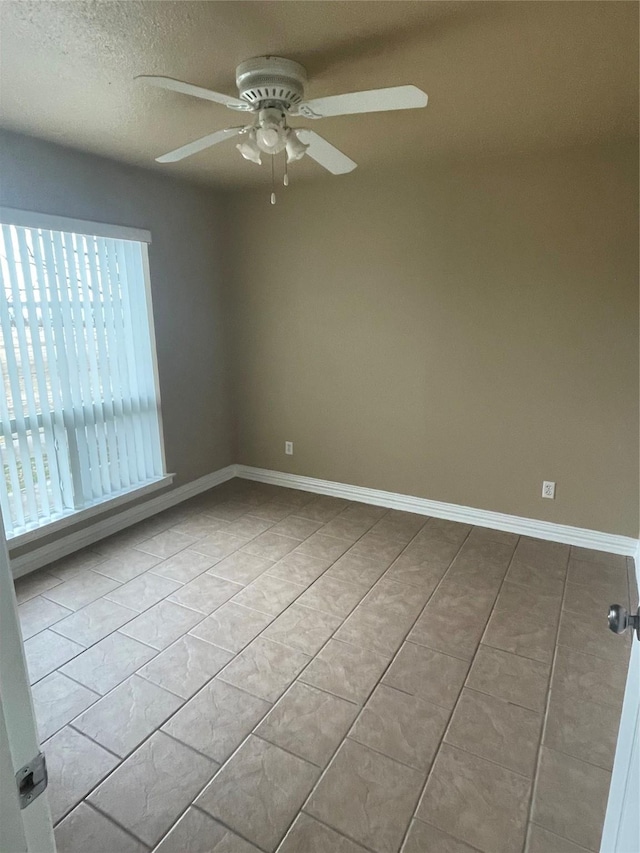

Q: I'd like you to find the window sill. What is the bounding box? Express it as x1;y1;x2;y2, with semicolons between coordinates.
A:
6;475;175;549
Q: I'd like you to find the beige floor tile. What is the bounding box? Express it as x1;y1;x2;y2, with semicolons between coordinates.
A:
189;601;272;652
369;510;427;543
563;581;614;620
167;573;242;614
268;516;324;540
209;551;274;584
383;553;450;592
262;603;342;655
204;499;256;521
257;682;358;766
120;600;203;649
383;643;469;710
32;672;98;741
445;688;542;777
445;538;515;586
14;569;62;604
551;646;627;708
297;575;368;618
296;496;349;522
295;532;353;562
231;573;305;615
306;738;423;853
362;578;429;620
18;596;73;641
408;583;496;661
401;534;463;567
196;735;319;852
223;514;275;539
466;526;519;547
467;645;550;712
92;548;162;583
334;604;411;657
401;820;479;853
137;634;233;698
567;558;629;599
300;639;389;704
61;632;157;694
349;532;406;564
54;803;148;853
504;561;566;597
105;572;181;613
570;547;627;570
150;549;216;583
50;598;137;646
482;582;561;663
557;608;630;662
219;636;310;702
532;747;611;851
44;726;118;823
192;530;251;560
543;692;620;770
417;744;531;853
89;731;216;847
72;674;182;756
163;677;270;762
514;537;570;571
154;807;261;853
24;630;84;684
525;823;591;852
42;570;120;611
242;531;300;561
326;551;389;587
169;512;228;539
350;684;449;771
135;529;197;559
267;551;333;587
47;548;107;581
320;515;375;542
416;518;471;544
246;501;298;522
279;813;370;852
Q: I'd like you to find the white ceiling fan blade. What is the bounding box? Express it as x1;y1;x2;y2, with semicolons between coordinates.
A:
156;127;246;163
136;75;251;111
298;85;427;119
296;130;357;175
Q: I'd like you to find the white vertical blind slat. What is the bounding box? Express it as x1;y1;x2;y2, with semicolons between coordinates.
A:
116;239;148;482
31;230;76;511
0;226;42;523
85;236;121;493
62;232;104;501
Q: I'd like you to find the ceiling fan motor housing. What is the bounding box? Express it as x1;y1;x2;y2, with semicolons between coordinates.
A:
235;56;307;111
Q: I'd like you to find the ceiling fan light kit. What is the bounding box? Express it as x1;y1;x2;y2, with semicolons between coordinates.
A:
137;55;428;201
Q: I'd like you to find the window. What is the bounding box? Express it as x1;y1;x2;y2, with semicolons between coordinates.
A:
0;208;168;541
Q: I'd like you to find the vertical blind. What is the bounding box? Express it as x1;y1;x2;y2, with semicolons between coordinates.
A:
0;214;165;538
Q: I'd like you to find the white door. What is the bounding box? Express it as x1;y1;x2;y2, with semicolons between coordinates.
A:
0;517;56;853
600;586;640;852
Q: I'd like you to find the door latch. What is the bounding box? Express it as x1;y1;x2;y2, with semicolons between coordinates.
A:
608;604;640;641
15;752;47;809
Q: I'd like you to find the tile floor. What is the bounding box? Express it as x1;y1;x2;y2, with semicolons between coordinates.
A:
14;479;635;853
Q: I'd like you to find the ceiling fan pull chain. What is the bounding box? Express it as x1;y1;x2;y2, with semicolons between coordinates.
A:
283;151;289;187
271;154;276;204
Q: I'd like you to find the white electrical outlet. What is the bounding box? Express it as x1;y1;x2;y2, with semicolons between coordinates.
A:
542;481;556;499
285;441;294;456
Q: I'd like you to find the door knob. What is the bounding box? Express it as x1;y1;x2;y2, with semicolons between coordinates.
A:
608;604;640;641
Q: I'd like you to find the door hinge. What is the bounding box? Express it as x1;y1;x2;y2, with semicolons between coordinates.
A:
16;752;47;809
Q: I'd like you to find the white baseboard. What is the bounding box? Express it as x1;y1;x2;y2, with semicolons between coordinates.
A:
10;465;238;579
237;465;638;557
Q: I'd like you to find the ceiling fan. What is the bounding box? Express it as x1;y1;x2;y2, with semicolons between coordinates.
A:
137;56;428;184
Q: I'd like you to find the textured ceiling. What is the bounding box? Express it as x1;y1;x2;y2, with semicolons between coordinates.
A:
0;1;638;188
